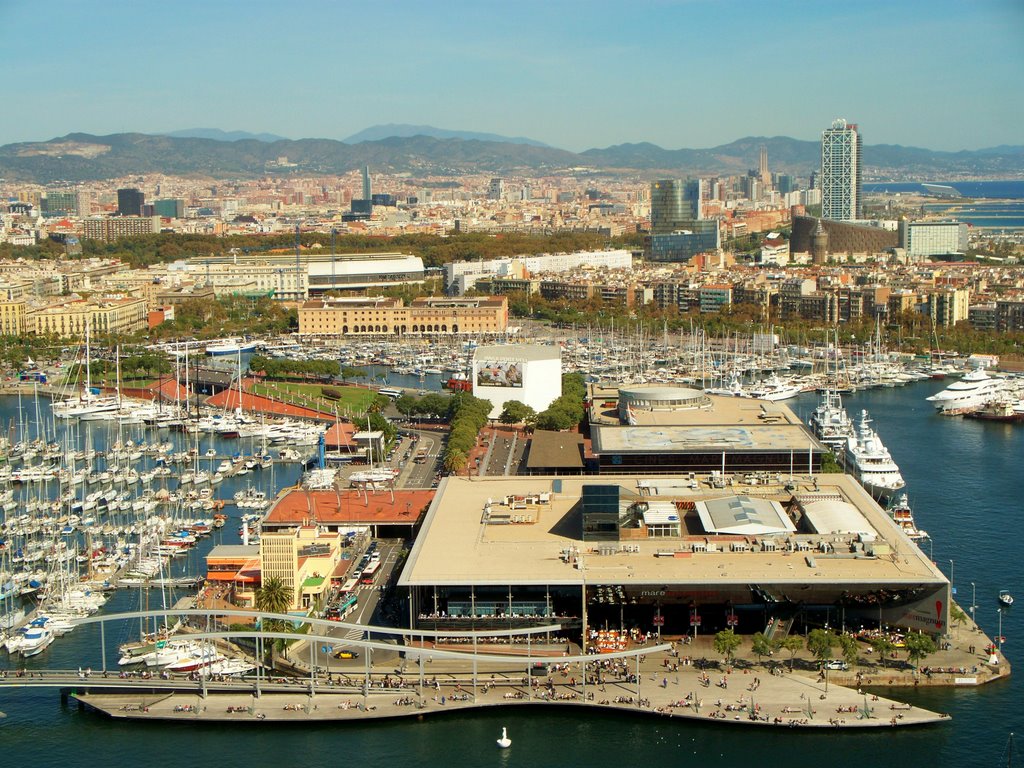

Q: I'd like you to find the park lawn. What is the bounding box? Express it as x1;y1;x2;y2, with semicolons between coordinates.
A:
250;381;380;413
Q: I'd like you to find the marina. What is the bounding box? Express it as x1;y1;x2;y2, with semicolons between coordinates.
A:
0;339;1020;767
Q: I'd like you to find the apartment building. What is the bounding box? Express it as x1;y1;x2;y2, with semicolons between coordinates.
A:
0;300;26;335
82;216;161;242
26;296;148;337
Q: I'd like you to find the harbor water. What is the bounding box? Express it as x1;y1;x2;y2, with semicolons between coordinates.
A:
0;381;1021;767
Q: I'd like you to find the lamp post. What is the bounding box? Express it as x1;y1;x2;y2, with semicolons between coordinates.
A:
970;582;976;621
998;608;1004;654
949;559;954;600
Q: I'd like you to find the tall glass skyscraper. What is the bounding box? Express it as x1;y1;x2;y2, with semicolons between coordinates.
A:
362;166;372;201
117;188;145;217
650;179;702;234
820;119;862;221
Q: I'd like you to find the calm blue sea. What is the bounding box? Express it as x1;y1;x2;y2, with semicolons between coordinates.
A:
0;384;1021;768
863;180;1024;199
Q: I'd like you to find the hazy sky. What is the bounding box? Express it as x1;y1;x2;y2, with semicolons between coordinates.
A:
3;0;1022;151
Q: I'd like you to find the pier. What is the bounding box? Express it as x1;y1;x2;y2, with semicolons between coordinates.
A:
0;608;968;729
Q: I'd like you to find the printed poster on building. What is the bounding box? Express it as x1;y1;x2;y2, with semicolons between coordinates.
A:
475;360;524;388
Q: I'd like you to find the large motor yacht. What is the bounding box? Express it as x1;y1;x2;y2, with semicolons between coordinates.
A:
925;368;1005;415
808;386;855;452
844;410;906;501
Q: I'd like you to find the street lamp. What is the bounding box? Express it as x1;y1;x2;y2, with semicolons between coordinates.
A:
949;559;954;598
997;607;1004;655
971;582;976;621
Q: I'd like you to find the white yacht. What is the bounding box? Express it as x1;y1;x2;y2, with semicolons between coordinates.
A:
926;368;1005;415
52;393;122;420
844;410;906;501
205;338;258;356
747;373;803;402
808;387;855;452
17;618;56;657
885;493;928;542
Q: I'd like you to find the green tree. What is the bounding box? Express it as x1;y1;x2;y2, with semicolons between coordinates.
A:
394;393;418;417
255;576;292;631
443;449;468;474
339;366;367;381
806;628;837;666
949;604;968;633
836;633;859;668
870;636;896;669
419;392;451;419
780;635;803;671
499;400;536;426
535;403;578;431
750;631;779;665
713;628;742;665
904;632;937;669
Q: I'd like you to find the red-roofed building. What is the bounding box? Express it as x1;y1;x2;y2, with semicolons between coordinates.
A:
263;488;434;538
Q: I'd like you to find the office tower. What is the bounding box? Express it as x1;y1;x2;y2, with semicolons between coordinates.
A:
153;199;185;218
776;175;796;195
650;179;704;234
117;188;145;217
362;166;372;201
41;191;79;217
650;180;683;234
684;179;703;220
488;178;505;201
742;174;761;202
758;144;770;186
820;118;862;221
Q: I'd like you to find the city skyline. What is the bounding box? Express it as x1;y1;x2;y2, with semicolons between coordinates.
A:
2;0;1022;153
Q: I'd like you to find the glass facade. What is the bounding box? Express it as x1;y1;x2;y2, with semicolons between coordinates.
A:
581;484;621;541
650;179;702;234
117;188;145;217
820;119;862;221
647;223;720;263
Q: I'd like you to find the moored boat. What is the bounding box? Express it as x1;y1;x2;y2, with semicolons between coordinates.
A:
844;410;906;502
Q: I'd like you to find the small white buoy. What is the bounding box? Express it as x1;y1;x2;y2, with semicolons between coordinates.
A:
496;726;511;748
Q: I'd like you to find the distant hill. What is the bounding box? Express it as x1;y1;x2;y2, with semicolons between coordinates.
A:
1;131;1021;183
343;123;550;147
161;128;290;142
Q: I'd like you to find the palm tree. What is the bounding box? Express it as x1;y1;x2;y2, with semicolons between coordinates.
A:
255;576;293;660
444;449;467;474
256;576;292;630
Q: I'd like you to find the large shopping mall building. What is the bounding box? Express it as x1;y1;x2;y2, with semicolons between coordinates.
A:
398;472;949;645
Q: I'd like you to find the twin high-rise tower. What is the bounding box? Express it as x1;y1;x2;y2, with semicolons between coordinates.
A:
820;118;862;221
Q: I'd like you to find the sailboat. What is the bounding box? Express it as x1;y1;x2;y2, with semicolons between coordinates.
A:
52;326;120;420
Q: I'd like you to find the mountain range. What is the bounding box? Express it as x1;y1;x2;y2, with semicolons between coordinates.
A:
341;123;550;147
160;128;291;143
2;128;1022;184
